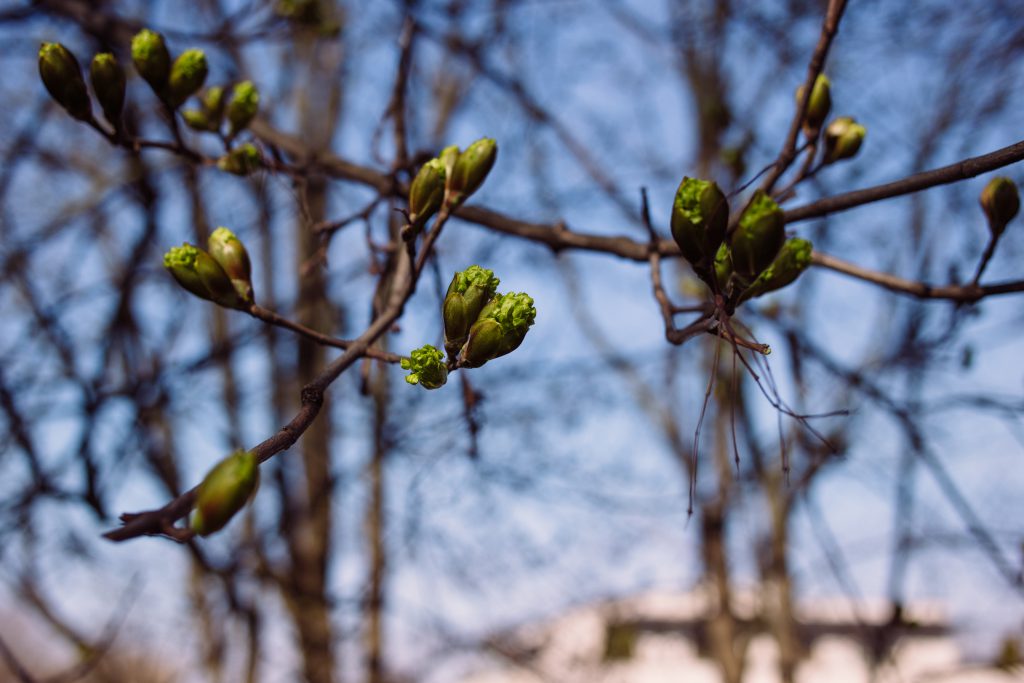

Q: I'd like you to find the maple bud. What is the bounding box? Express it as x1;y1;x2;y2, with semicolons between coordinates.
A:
89;53;126;127
400;345;448;390
448;138;497;205
443;266;501;357
131;29;171;93
737;237;813;302
38;43;91;121
671;177;729;270
226;80;259;135
163;243;248;309
408;158;446;230
796;74;831;136
730;190;785;281
460;291;536;368
208;227;254;303
166;49;208;108
217;143;262;175
979;177;1020;238
823;116;866;164
191;450;259;536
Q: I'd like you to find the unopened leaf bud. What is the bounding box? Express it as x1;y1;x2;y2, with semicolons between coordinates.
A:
730;190;785;281
208;227;254;303
38;43;91;121
738;238;813;303
796;74;831;136
163;243;248;309
400;344;448;390
671;177;729;271
443;266;501;356
226;80;259;135
182;109;211;131
217;143;262;176
131;29;171;93
201;86;225;125
714;242;733;293
448;138;497;205
823;116;866;164
408;158;446;230
979;176;1020;238
89;53;125;127
439;145;460;181
166;49;208;108
460;291;535;367
191;450;259;536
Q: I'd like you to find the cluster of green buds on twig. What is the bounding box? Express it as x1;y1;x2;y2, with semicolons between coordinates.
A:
401;265;536;389
793;74;867;165
191;449;259;536
404;138;497;238
38;30;262;175
163;227;255;310
672;179;812;308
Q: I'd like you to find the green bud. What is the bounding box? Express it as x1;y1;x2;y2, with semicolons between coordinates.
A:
979;177;1020;238
400;344;448;390
408;158;447;229
163;243;248;309
38;43;91;121
208;227;254;303
89;53;126;127
671;177;729;271
131;29;171;93
182;109;211;131
737;238;813;302
217;143;262;176
439;145;460;183
191;450;259;536
201;86;225;126
443;266;501;356
166;49;208;108
226;80;259;135
796;74;831;135
460;291;535;367
823;116;866;164
730;190;785;281
448;138;497;205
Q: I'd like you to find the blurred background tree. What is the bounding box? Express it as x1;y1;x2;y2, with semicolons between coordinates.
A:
1;1;1022;682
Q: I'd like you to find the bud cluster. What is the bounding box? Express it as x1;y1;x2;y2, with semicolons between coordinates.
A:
400;345;449;389
670;180;812;305
191;449;259;536
163;227;255;310
790;74;867;165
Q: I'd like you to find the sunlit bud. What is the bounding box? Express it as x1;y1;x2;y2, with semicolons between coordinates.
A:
163;243;247;309
217;143;262;176
443;266;501;357
823;116;866;164
796;74;831;136
166;49;208;108
400;344;448;390
182;109;211;131
131;29;171;93
226;80;259;135
408;158;446;230
979;176;1020;238
714;242;733;293
191;450;259;536
89;53;125;127
730;190;785;281
671;177;729;270
459;291;536;367
737;237;813;303
448;138;497;205
208;227;254;303
38;43;91;121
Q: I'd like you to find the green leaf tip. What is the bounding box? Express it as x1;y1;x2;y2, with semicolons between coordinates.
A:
400;344;448;389
450;265;500;296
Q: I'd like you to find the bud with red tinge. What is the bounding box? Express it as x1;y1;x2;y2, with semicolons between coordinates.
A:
208;227;254;303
